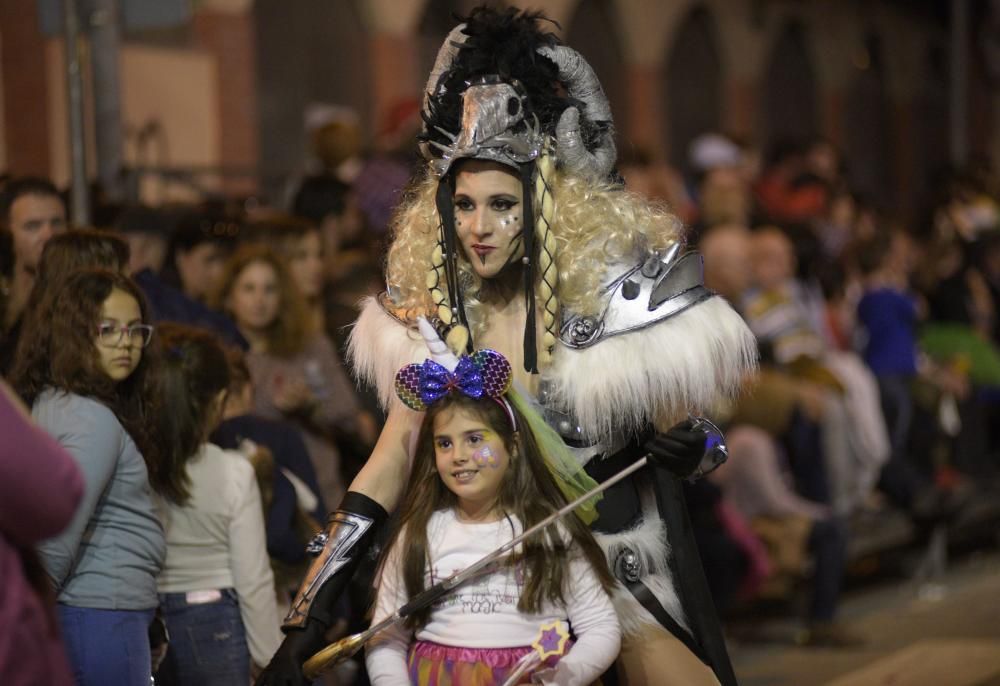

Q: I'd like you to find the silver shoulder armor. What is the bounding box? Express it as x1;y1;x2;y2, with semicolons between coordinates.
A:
559;244;714;349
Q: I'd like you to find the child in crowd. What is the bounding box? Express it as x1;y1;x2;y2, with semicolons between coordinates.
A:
854;231;969;510
744;227;889;516
11;270;164;686
3;229;129;376
366;321;621;685
856;231;921;468
151;324;282;685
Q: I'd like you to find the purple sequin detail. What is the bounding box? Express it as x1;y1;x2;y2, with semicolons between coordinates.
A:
418;358;484;406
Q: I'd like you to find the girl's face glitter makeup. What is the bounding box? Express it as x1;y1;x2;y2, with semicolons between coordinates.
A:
472;444;500;468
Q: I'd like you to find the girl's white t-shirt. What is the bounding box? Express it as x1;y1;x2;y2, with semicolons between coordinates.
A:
366;509;620;685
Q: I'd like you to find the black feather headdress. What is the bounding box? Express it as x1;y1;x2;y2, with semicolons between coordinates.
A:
420;6;603;158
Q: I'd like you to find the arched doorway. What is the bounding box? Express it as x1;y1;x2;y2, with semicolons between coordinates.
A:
844;33;893;209
762;20;819;152
663;6;723;175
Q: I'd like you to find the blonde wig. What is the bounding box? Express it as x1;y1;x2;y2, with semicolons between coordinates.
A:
387;161;685;360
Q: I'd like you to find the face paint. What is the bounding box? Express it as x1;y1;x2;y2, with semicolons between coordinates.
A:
501;231;525;270
472;444;500;468
453;161;524;279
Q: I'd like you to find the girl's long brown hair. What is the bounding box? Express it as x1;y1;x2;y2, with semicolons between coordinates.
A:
9;269;167;495
149;323;232;505
382;394;616;629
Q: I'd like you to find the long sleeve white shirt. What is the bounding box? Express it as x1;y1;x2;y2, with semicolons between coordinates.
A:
366;509;620;685
156;443;282;667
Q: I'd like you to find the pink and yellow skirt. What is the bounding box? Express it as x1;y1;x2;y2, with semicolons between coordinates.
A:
406;640;548;686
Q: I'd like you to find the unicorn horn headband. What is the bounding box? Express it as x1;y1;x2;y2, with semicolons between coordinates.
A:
395;317;516;430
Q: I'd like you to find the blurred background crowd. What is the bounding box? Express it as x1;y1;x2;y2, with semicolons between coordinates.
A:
2;0;999;684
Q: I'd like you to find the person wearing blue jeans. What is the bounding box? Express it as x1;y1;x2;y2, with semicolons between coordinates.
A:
58;606;155;685
11;272;167;686
152;326;282;684
155;590;249;686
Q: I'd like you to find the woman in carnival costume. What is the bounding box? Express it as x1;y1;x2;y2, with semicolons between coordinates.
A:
258;7;755;686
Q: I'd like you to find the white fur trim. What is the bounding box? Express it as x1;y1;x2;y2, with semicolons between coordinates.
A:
347;297;426;411
609;573;688;639
594;490;689;638
547;296;757;439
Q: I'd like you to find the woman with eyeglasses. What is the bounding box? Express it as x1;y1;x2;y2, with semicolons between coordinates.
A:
10;269;165;686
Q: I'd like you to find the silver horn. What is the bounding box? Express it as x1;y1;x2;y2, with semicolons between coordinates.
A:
423;24;468;115
537;44;616;181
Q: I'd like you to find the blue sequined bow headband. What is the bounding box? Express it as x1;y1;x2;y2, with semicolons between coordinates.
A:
395;318;516;428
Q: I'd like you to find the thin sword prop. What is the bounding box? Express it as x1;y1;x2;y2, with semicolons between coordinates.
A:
302;456;650;679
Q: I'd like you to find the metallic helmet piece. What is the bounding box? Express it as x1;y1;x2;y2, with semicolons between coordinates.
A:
428;80;545;178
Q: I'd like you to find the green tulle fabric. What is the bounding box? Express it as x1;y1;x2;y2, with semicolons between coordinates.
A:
507;386;602;525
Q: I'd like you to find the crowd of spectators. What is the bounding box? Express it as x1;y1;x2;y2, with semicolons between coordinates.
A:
630;132;1000;647
1;116;998;684
0;119;392;683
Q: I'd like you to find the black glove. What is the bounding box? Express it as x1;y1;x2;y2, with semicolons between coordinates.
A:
644;418;708;479
254;619;327;686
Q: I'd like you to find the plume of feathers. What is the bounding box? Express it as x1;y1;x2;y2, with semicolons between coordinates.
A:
421;6;605;157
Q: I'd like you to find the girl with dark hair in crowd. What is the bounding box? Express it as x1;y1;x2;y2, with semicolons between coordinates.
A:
151;324;282;685
6;229;130;374
10;269;164;686
2;228;130;373
213;244;362;513
245;211;381;359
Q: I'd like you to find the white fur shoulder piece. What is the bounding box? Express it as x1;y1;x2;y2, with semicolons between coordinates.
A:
347;296;428;411
547;295;757;439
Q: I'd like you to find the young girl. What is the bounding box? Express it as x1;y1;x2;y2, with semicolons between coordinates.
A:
366;330;621;685
151;324;282;685
11;269;164;686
